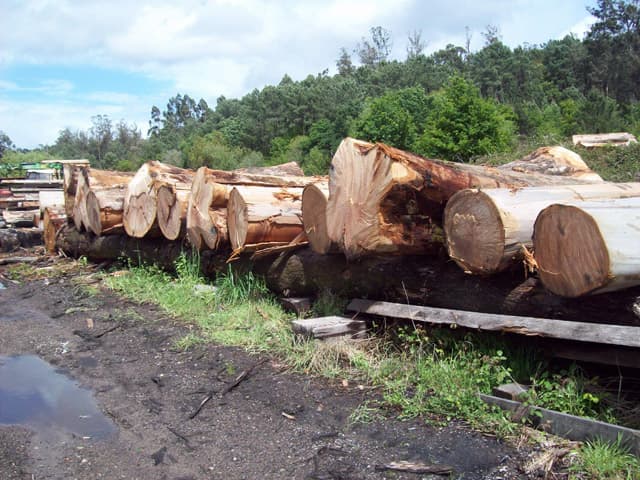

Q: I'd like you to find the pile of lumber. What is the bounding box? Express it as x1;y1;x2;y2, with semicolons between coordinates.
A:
51;139;640;311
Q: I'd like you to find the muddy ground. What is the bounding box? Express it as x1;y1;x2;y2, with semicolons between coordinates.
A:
0;257;543;480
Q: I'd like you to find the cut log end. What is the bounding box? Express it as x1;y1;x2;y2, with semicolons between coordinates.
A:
228;188;248;250
302;183;332;254
85;190;102;236
157;185;182;240
534;204;610;297
123;192;157;238
444;190;506;274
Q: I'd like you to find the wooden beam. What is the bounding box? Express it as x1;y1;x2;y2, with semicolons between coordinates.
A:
292;316;366;339
347;299;640;348
480;394;640;456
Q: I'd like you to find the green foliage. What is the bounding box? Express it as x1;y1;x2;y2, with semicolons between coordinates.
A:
350;87;430;150
571;436;640;480
414;76;515;161
311;289;348;317
524;365;616;422
183;131;263;170
578;143;640;182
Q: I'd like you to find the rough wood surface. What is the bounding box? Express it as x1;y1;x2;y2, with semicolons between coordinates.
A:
445;182;640;275
123;161;193;238
346;299;640;348
533;198;640;297
43;206;67;254
326;138;602;259
291;316;366;339
186;163;321;251
227;186;305;251
72;168;132;232
85;185;127;236
302;182;336;254
573;132;638;148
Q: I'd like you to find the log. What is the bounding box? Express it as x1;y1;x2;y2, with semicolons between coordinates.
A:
85;185;127;235
43;206;67;254
123;161;193;238
573;132;638;148
157;184;190;240
499;146;602;182
186;164;322;250
444;182;640;275
533;198;640;297
227;186;305;251
2;209;39;227
326;138;603;259
0;228;43;252
72;168;133;232
301;182;336;254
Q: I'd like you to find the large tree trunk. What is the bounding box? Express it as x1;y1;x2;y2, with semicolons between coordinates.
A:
54;226;640;327
533;198;640;297
72;168;133;232
186;164;322;251
326;139;603;259
43;206;67;254
123;161;193;238
301;182;336;254
227;186;305;251
444;182;640;275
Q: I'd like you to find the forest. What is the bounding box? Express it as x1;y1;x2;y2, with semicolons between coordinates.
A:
1;0;640;178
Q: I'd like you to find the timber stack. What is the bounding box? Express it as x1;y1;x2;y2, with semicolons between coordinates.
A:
47;138;640;331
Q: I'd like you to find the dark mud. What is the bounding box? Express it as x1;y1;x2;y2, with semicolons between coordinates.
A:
0;262;533;479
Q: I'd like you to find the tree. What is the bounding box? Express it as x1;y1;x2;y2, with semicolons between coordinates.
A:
356;26;393;66
350;87;430;150
336;48;355;75
89;115;113;167
406;30;426;59
0;131;14;159
414;76;515;162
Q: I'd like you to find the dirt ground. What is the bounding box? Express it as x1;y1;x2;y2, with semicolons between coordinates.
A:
0;257;539;480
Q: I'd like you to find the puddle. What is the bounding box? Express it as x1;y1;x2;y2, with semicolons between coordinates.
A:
0;355;116;439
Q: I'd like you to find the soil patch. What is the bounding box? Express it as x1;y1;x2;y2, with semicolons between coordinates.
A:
0;260;531;479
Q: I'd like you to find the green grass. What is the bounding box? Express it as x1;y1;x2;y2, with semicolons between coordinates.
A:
105;254;635;478
570;436;640;480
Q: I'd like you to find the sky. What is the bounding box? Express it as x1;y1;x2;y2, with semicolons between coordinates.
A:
0;0;597;150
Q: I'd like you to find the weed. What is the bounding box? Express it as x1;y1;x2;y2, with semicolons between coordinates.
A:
349;400;383;425
569;436;640;479
312;289;348;317
173;333;207;351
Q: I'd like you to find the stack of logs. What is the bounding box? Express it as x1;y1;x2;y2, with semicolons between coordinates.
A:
46;138;640;325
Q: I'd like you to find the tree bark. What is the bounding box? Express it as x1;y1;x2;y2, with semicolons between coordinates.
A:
187;164;321;251
227;186;305;251
43;206;67;254
326;138;603;259
301;182;337;254
123;161;194;238
533;198;640;297
444;182;640;275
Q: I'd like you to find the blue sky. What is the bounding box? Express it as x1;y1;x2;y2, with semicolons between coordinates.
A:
0;0;597;149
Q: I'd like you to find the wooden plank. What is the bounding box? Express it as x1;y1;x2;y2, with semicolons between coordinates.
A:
292;316;366;339
480;394;640;456
347;299;640;348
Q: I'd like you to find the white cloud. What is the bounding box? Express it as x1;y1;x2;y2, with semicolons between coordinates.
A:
0;0;597;148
